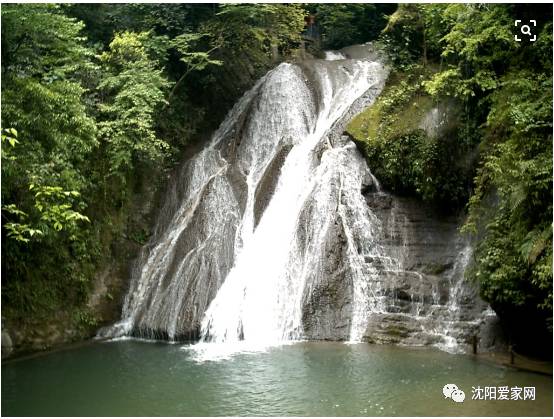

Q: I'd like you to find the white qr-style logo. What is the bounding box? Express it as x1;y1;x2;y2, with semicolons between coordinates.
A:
515;20;537;42
443;384;466;403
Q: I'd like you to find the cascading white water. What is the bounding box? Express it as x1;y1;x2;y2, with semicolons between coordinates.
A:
101;46;389;344
324;51;347;60
200;58;387;344
101;44;498;359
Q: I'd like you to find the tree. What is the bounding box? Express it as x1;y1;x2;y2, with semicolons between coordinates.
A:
422;4;515;98
1;4;97;245
97;31;171;184
204;4;306;57
316;4;395;50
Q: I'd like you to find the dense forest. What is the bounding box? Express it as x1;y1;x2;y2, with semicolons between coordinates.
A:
1;4;552;357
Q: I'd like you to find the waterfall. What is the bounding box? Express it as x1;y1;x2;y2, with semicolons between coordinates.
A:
101;44;497;356
199;57;387;344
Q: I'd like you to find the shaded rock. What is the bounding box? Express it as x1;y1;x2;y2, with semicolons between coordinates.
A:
358;192;499;353
2;330;13;359
301;220;354;341
253;143;292;227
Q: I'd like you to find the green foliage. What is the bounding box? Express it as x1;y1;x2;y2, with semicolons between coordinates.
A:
1;4;98;253
3;184;89;243
74;308;99;329
180;4;307;132
1;5;173;335
204;4;306;57
314;4;396;50
164;32;223;112
422;5;515;98
3;78;98;167
463;69;553;312
2;127;19;148
376;3;553;338
1;4;94;79
98;31;171;182
3;204;44;243
172;32;223;72
1;3;311;348
347;68;475;208
380;4;426;67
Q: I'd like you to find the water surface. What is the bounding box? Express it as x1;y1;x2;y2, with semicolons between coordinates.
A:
2;341;552;416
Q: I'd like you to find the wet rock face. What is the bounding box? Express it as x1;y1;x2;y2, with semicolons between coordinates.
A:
301;220;354;341
359;190;500;351
2;330;13;359
298;186;502;353
101;44;501;354
103;46;391;344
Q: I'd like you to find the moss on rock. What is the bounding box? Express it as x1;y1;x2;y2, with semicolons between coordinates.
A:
346;65;477;210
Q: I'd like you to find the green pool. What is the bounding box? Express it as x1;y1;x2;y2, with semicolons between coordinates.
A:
2;340;552;416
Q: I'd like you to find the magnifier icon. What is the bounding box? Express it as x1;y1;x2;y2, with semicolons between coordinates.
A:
514;19;537;42
521;25;531;36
